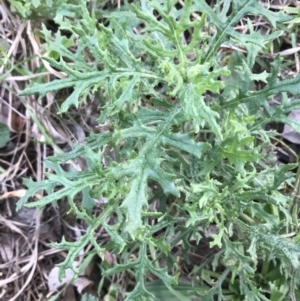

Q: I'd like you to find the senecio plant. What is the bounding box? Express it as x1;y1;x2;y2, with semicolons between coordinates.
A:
18;0;300;300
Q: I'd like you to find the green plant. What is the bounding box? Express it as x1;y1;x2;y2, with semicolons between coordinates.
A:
7;0;82;20
8;0;55;18
18;0;300;300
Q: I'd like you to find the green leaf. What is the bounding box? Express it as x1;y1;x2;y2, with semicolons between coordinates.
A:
231;18;280;68
0;123;10;148
32;0;40;8
223;56;300;109
113;142;179;235
145;280;208;301
258;232;300;269
110;75;140;114
80;293;98;301
180;84;223;139
105;242;176;300
271;164;296;189
16;178;56;210
194;0;292;62
8;0;27;18
120;175;148;234
82;187;95;214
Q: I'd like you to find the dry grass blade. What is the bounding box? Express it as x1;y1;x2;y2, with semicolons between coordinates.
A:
0;189;41;201
1;5;48;300
26;21;67;79
0;21;27;75
0;3;89;299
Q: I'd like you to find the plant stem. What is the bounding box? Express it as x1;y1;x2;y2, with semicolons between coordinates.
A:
291;161;300;230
